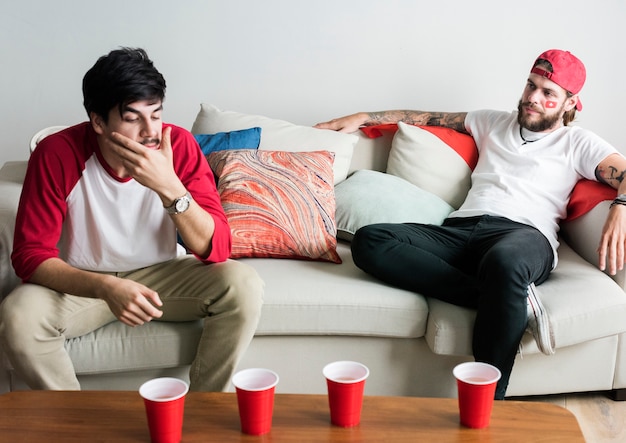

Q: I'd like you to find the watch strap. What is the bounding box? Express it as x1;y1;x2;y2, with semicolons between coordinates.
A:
610;193;626;209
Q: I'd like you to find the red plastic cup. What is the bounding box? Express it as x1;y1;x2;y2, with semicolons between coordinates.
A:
232;368;280;435
323;361;370;427
453;362;502;429
139;377;189;443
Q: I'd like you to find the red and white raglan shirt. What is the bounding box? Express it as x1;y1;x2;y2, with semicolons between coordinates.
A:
12;122;231;282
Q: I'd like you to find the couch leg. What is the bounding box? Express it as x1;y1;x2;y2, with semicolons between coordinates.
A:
608;389;626;401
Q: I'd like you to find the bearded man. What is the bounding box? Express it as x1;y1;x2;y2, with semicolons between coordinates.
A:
315;49;626;399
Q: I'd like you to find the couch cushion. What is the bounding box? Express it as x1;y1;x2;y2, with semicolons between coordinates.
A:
426;241;626;356
386;122;477;209
65;320;203;374
59;242;427;375
191;104;357;184
243;241;428;338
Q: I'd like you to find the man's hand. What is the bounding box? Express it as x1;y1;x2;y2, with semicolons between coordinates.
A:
314;113;369;133
100;276;164;327
108;126;183;199
30;258;164;327
598;204;626;275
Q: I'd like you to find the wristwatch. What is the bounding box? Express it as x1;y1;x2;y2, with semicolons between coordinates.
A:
165;191;192;214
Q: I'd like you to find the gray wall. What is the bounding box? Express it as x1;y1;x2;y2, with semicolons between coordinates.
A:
1;0;625;165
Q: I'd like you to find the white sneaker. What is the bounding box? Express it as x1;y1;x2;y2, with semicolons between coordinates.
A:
526;283;555;355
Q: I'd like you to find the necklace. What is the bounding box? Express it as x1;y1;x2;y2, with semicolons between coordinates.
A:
519;126;538;145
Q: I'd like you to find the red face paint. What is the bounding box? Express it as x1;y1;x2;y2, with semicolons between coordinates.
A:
545;101;557;109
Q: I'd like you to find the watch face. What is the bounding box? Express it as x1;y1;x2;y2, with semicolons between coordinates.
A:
175;197;189;212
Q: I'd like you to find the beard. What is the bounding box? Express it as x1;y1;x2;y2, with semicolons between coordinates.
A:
517;99;563;132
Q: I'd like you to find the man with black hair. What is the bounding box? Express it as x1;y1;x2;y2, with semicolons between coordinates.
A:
316;49;626;399
0;48;264;391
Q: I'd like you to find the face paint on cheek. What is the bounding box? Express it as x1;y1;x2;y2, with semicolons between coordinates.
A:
545;101;557;109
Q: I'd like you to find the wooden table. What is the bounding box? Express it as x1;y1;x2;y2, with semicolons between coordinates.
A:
0;391;584;442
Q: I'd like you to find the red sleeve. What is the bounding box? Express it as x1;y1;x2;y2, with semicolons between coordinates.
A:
11;124;90;281
168;124;232;263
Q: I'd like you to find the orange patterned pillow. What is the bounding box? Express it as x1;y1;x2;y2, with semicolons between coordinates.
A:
207;150;341;263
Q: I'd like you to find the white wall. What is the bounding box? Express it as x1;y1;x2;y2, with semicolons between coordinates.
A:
1;0;625;165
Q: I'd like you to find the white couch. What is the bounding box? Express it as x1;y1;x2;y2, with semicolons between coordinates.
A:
2;104;626;400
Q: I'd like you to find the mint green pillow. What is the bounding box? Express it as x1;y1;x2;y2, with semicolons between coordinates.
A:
334;170;454;241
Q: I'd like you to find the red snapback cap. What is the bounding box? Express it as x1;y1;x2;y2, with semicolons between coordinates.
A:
530;49;586;111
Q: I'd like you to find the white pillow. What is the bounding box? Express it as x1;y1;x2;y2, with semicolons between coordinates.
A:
334;170;454;241
387;122;474;209
30;126;68;153
191;104;357;184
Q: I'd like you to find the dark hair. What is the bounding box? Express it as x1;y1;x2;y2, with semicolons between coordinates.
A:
534;59;576;126
82;47;166;122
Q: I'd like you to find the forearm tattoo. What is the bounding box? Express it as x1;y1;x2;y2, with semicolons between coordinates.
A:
366;110;469;134
596;164;626;188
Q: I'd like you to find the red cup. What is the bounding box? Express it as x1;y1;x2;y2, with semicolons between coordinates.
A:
453;362;502;429
139;377;189;443
232;368;279;435
323;361;370;427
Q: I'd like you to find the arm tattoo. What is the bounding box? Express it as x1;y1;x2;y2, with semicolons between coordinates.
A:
596;164;626;188
366;110;469;134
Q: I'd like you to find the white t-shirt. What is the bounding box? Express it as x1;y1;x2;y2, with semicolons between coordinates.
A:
451;109;617;264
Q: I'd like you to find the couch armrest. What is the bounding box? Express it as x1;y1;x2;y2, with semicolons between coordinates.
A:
560;200;626;290
0;161;27;300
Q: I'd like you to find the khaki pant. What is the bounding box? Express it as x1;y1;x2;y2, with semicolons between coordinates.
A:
0;256;263;391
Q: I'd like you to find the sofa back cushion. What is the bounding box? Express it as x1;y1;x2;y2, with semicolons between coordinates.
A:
191;104;358;185
386;122;477;209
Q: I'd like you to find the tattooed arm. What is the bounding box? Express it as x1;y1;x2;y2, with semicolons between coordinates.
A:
314;110;469;134
596;153;626;274
596;153;626;190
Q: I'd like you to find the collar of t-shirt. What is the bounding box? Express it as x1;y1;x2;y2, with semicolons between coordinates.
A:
520;127;551;143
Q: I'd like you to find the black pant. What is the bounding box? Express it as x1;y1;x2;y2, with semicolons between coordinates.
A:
351;215;554;399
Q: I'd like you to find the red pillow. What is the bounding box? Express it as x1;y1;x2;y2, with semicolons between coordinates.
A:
567;180;615;221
